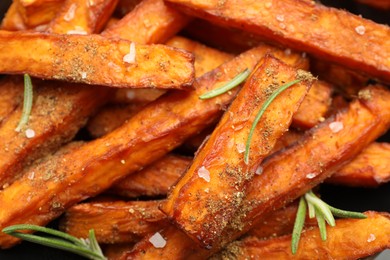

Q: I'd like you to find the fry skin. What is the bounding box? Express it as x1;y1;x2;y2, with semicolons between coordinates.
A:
109;154;191;198
162;56;314;248
15;0;64;28
1;2;27;31
215;212;390;260
327;142;390;187
0;30;194;89
127;85;390;259
0;46;305;248
60;201;167;244
0;77;23;126
166;0;390;83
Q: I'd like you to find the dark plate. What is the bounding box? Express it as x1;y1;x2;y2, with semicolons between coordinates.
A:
0;0;389;259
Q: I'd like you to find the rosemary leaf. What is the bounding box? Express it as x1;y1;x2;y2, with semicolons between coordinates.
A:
291;196;307;255
315;209;327;241
308;201;316;219
305;191;335;226
15;74;34;132
199;69;250;99
328;205;367;219
244;79;301;164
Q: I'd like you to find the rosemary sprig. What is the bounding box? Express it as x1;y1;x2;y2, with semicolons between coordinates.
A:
244;79;301;164
291;190;366;254
15;74;34;132
2;224;106;260
199;68;250;99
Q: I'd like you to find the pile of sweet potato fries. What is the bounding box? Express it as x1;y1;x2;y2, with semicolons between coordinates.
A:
0;0;389;259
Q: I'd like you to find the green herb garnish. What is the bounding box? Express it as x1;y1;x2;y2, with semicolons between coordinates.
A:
15;74;33;132
291;190;366;254
2;224;106;260
244;79;301;164
199;69;250;99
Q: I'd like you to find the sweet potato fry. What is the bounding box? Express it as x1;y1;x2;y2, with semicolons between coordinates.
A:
127;85;390;259
109;154;191;198
1;2;27;31
0;30;194;89
47;0;119;34
327;142;390;187
88;36;233;137
292;80;333;129
0;80;109;189
104;0;191;44
16;0;64;28
216;211;390;260
0;46;305;248
162;56;314;248
166;0;390;82
60;200;167;244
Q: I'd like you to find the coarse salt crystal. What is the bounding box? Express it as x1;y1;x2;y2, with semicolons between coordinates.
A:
306;173;316;179
123;42;136;64
236;143;245;154
284;48;292;55
367;234;376;242
149;232;166;248
80;72;87;79
25;129;35;138
329;121;343;133
28;171;35;180
355;25;365;35
64;4;77;21
204;188;209;193
255;166;263;175
276;15;285;22
121;160;126;164
198;166;210;182
67;26;88;35
126;90;135;99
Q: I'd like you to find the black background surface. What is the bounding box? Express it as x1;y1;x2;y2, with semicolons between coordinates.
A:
0;0;389;259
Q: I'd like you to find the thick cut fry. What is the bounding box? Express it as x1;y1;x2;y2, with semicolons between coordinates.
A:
127;85;390;259
0;80;109;189
216;212;390;260
167;0;390;82
47;0;119;34
327;142;390;187
293;80;333;129
88;36;233;137
162;56;314;248
109;154;191;198
1;2;27;31
0;31;194;89
115;0;142;17
104;0;191;44
0;77;23;125
16;0;64;28
60;201;167;244
0;46;306;248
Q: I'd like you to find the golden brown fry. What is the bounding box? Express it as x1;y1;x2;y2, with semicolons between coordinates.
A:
216;212;390;260
293;80;333;129
1;2;27;31
48;0;119;34
103;243;135;260
109;154;191;198
167;0;390;82
0;81;109;189
0;46;305;248
327;142;390;187
16;0;64;28
127;85;390;259
0;30;194;89
162;56;314;248
104;0;191;44
60;200;167;244
87;104;142;139
88;36;233;137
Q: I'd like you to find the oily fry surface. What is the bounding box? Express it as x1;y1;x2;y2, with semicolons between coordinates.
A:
0;31;195;89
